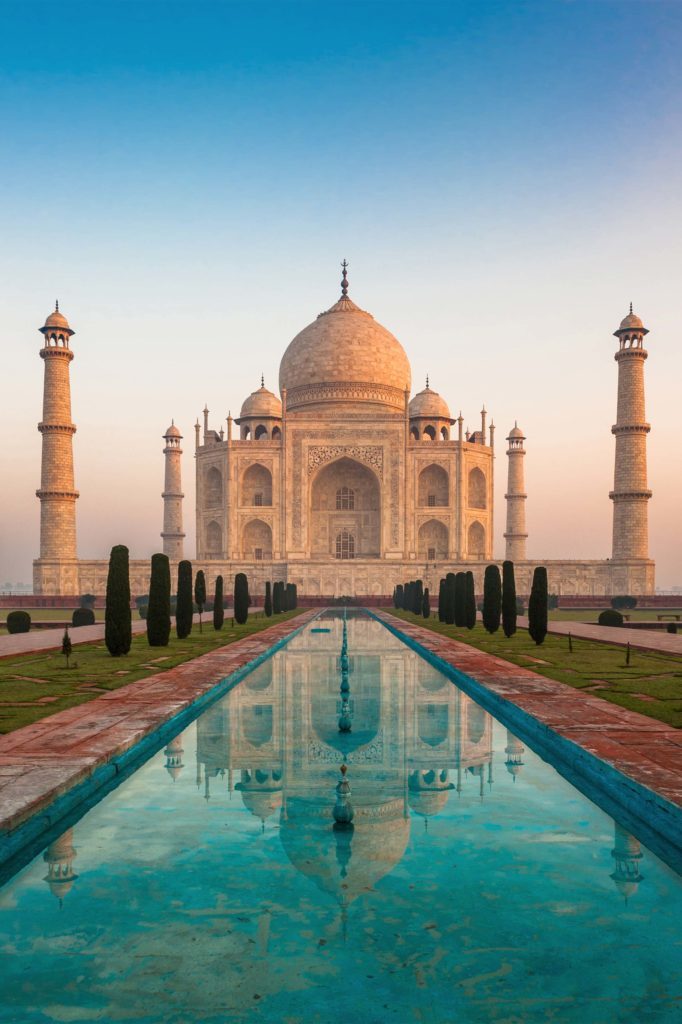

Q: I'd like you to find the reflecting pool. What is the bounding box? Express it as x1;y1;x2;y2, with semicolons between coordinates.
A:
1;611;681;1023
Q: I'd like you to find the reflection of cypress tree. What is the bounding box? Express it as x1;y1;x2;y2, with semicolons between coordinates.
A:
465;571;476;629
176;560;193;639
264;581;273;617
454;572;467;627
445;573;456;625
234;573;249;624
502;560;517;638
437;578;446;621
105;545;132;656
482;564;502;633
147;553;171;647
528;566;548;645
213;575;224;631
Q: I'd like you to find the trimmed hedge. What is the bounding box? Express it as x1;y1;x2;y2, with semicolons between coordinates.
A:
598;609;624;627
528;566;548;645
72;607;95;627
213;575;224;631
482;564;501;634
234;573;249;625
105;545;132;656
147;553;171;647
176;560;193;639
502;560;517;638
7;611;31;634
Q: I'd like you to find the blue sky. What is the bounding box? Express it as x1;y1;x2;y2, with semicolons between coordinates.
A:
2;1;681;583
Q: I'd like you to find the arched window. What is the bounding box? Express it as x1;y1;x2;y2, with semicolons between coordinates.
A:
440;426;449;440
206;467;222;507
468;520;486;558
272;426;282;440
468;467;487;509
335;486;355;510
423;425;436;441
254;424;268;440
206;520;222;556
335;530;355;560
410;426;420;441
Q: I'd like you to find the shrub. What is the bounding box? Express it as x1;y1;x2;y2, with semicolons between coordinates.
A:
194;570;207;633
395;584;404;610
6;610;30;634
286;583;295;611
61;627;72;668
147;553;171;647
464;572;476;629
79;593;96;609
548;593;559;610
612;595;637;610
176;560;193;639
516;597;525;616
213;575;224;631
437;579;446;622
234;573;249;624
105;545;132;656
667;622;678;634
528;566;548;645
264;581;273;617
135;595;149;610
454;573;467;627
414;579;424;615
502;560;517;638
138;605;148;620
273;581;283;614
72;607;95;627
482;564;501;634
422;587;430;618
598;609;624;627
444;573;456;625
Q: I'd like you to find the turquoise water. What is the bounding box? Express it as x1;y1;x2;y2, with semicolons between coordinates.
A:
1;611;681;1023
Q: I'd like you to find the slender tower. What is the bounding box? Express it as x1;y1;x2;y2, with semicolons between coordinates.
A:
504;423;527;560
36;304;79;591
161;422;185;559
610;306;651;560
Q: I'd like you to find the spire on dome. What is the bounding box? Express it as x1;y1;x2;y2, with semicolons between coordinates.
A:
55;300;59;311
630;301;633;314
341;259;349;297
425;374;430;389
261;373;265;388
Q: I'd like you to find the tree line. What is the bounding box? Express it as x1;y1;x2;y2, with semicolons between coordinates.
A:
102;545;297;655
393;562;549;644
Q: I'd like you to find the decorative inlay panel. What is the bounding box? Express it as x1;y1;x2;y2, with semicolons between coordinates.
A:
307;445;384;478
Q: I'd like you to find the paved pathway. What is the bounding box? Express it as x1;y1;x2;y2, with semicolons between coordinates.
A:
0;609;267;659
379;611;682;816
0;611;316;840
522;616;682;656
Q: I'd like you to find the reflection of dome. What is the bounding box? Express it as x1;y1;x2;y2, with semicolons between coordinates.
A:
236;769;282;822
280;794;410;906
408;768;453;818
239;384;282;420
279;288;411;412
409;385;451;421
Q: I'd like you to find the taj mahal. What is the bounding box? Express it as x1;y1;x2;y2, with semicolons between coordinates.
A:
33;264;655;598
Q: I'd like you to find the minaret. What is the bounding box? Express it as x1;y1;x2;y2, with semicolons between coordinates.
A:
36;303;79;563
504;423;527;560
610;305;651;560
161;422;185;559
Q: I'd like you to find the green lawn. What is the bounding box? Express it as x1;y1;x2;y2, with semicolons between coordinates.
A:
0;610;303;734
391;610;682;729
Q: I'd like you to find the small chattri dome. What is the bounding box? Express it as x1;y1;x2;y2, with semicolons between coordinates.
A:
40;302;74;336
615;304;648;336
508;422;524;439
409;382;451;421
164;421;182;438
239;383;282;420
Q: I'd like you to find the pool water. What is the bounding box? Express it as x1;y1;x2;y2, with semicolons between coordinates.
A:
1;611;680;1023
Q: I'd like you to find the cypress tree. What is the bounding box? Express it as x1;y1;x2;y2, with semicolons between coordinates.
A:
392;586;398;609
194;570;206;633
437;578;446;622
264;581;273;617
234;572;249;624
105;544;132;656
395;584;404;610
414;579;424;615
502;560;517;638
176;560;193;639
464;571;476;629
422;587;431;618
273;581;283;614
286;582;295;610
444;573;456;625
147;553;171;647
482;564;502;634
454;572;467;627
528;566;548;645
213;575;224;630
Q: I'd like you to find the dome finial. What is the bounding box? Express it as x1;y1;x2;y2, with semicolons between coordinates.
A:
629;301;633;315
341;259;349;297
261;373;265;388
425;374;429;389
55;299;59;312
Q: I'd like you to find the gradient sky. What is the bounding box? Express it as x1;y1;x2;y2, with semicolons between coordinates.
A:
2;0;681;586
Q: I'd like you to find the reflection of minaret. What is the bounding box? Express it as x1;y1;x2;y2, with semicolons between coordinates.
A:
43;829;78;907
610;822;644;902
164;733;185;781
504;730;525;781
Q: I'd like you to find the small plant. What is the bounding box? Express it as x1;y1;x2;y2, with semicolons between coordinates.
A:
61;627;73;668
72;607;95;627
598;609;624;627
568;631;573;653
6;611;31;634
194;570;206;633
626;642;631;666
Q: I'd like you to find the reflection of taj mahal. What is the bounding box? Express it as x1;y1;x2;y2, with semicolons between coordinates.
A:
33;269;655;595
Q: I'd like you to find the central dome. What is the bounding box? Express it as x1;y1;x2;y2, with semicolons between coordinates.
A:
279;290;412;412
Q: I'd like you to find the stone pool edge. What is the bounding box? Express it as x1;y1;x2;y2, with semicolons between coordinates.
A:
371;610;682;859
0;610;318;870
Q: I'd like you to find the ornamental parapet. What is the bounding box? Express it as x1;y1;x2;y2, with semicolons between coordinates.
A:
40;347;74;362
608;489;652;501
611;423;650;434
36;488;79;500
614;348;647;362
38;422;77;434
504;492;527;500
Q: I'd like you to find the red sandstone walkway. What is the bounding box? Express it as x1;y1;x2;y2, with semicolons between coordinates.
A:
0;611;316;839
519;615;682;655
379;611;682;813
0;620;148;658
